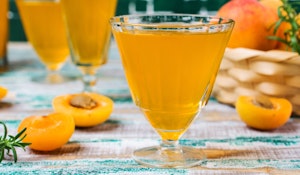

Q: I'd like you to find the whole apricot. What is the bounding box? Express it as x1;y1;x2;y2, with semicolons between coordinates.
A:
18;112;75;151
260;0;292;50
217;0;278;50
236;95;292;130
52;93;113;127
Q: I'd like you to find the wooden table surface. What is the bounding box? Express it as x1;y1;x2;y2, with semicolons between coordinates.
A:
0;42;300;175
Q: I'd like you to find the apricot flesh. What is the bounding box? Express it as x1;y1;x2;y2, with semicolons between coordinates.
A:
236;95;292;130
0;86;7;99
52;93;113;127
18;112;75;151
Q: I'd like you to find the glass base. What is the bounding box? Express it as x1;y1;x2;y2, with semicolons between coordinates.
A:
133;145;205;168
32;72;76;84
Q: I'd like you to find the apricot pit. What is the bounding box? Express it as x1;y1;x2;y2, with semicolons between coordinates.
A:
52;92;113;127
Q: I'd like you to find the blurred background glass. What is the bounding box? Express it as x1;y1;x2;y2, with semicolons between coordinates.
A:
7;0;300;42
8;0;229;42
16;0;71;84
0;0;9;71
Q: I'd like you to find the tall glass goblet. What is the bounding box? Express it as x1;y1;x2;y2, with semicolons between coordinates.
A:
60;0;118;92
111;14;234;168
16;0;70;83
0;0;8;71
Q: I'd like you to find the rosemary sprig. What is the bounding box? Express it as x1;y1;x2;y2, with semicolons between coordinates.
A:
268;0;300;54
0;121;31;163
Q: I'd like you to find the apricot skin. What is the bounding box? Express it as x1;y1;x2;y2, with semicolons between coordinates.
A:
52;93;113;127
217;0;278;50
236;96;292;130
18;113;75;151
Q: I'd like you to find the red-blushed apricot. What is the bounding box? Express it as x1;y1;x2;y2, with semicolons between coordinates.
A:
52;92;113;127
236;95;292;130
18;112;75;151
217;0;278;50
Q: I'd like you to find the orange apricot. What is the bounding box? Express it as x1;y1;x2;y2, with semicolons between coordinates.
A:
18;112;75;151
52;93;113;127
236;95;292;130
0;86;7;99
261;0;300;50
217;0;278;50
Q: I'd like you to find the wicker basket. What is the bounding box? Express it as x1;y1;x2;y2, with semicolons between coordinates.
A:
213;47;300;115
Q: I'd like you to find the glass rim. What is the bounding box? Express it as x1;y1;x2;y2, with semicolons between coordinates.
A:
110;14;235;28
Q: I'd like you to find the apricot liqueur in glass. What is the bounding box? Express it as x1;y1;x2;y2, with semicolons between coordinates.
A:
0;0;8;71
111;14;234;168
60;0;117;92
16;0;70;83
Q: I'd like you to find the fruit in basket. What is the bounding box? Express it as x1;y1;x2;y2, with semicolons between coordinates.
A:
18;112;75;151
262;0;300;52
52;93;113;127
217;0;278;50
261;0;289;50
236;95;292;130
0;86;7;99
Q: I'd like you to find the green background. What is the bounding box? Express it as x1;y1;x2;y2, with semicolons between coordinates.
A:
8;0;229;41
7;0;300;42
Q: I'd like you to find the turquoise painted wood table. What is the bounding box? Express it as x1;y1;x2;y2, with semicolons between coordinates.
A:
1;42;300;175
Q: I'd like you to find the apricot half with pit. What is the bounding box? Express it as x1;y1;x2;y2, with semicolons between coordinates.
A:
236;95;292;130
52;93;113;127
18;112;75;151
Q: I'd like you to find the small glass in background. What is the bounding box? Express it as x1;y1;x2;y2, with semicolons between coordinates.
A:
16;0;71;84
60;0;118;92
0;0;9;72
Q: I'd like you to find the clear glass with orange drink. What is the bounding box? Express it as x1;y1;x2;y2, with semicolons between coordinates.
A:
0;0;8;71
111;14;234;168
60;0;118;92
16;0;70;83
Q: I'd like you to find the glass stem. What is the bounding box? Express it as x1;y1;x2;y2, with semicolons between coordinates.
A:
160;140;182;154
45;69;64;84
80;67;98;92
47;69;57;76
82;74;97;92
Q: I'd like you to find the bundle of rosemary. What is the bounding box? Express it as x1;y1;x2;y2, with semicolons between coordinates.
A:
0;121;30;163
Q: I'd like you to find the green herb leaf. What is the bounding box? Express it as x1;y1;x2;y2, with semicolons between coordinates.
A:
0;121;31;163
269;0;300;54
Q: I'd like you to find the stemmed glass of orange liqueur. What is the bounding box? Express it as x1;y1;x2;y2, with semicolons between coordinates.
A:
16;0;70;83
60;0;117;92
111;14;234;168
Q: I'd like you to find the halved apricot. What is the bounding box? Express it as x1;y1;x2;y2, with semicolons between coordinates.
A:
0;86;7;99
236;95;292;130
52;93;113;127
18;112;75;151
